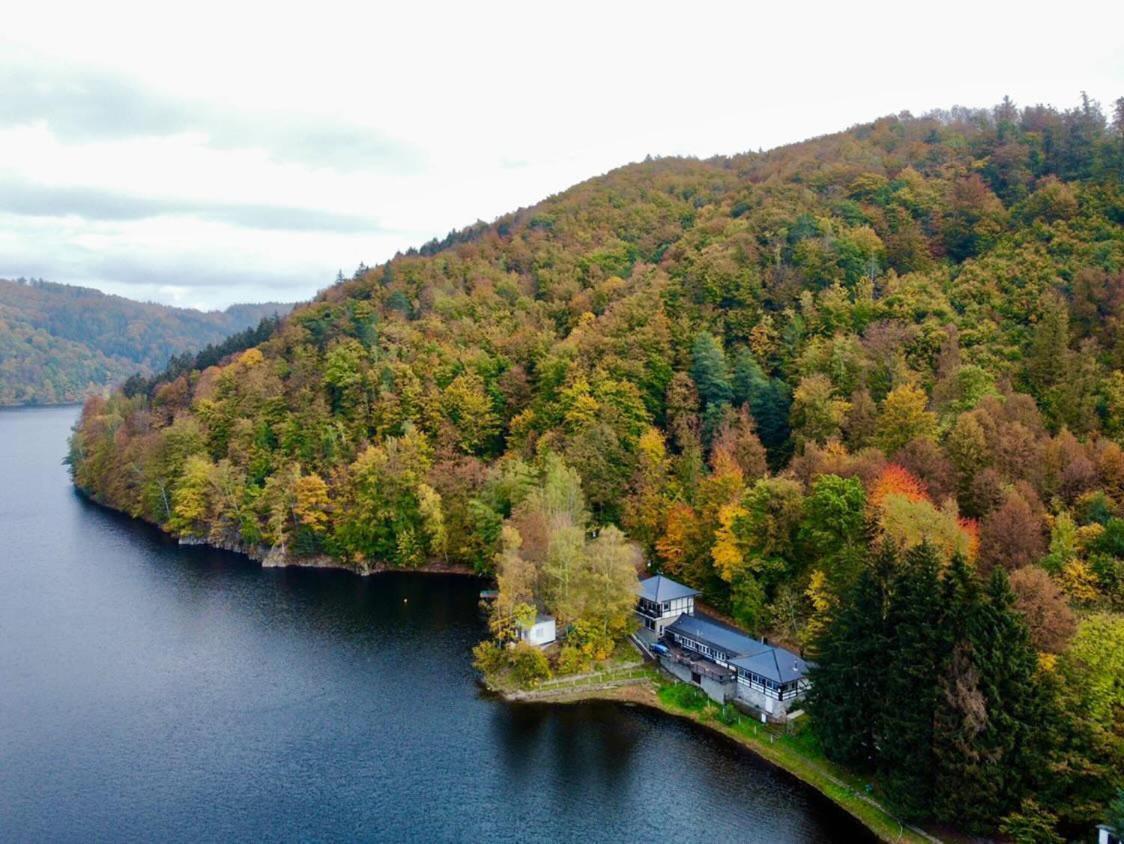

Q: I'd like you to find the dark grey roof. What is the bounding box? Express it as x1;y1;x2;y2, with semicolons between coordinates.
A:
666;613;809;684
730;647;808;684
665;613;767;657
637;575;700;603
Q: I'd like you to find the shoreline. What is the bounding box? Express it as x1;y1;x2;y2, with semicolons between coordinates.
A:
80;486;933;843
75;486;478;579
502;680;939;844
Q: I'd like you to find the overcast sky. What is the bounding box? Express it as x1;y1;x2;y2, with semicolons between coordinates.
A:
2;1;1121;311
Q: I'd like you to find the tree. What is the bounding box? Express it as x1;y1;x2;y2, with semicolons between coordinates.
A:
798;474;868;593
790;374;850;447
293;473;331;534
1025;294;1071;399
999;800;1064;844
979;490;1046;573
442;371;500;455
1009;566;1076;653
1058;614;1124;731
691;331;733;407
879;542;948;817
876;384;936;455
622;427;672;553
493;454;639;638
168;453;215;537
808;544;894;770
710;405;767;480
581;526;642;639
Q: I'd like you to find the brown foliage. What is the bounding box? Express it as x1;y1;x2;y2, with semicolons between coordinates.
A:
1009;566;1077;653
978;490;1047;574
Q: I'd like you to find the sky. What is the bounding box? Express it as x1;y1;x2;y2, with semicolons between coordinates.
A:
2;1;1121;311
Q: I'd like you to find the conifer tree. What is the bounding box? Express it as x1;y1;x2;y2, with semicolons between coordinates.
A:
808;543;895;769
879;542;949;818
691;332;733;408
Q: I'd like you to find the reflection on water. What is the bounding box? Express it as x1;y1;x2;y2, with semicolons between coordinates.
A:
0;406;873;842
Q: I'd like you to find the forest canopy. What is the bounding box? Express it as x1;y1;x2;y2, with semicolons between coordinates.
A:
69;95;1124;838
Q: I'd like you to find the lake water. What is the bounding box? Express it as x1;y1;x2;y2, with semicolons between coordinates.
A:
0;405;872;842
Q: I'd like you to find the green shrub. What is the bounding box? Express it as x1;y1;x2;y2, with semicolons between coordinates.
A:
472;640;505;674
556;644;591;676
509;642;552;687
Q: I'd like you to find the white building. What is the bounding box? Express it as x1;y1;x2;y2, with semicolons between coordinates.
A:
519;615;556;647
636;575;699;635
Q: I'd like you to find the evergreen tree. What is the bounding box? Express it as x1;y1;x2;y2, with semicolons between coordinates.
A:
931;554;994;829
691;332;733;407
972;568;1058;826
879;542;949;818
732;346;767;407
808;543;895;770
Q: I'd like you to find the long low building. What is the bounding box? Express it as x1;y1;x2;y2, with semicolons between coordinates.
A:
637;574;810;718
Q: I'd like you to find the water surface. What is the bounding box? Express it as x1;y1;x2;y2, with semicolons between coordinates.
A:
0;405;872;842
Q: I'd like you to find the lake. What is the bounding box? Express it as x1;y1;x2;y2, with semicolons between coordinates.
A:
0;405;873;842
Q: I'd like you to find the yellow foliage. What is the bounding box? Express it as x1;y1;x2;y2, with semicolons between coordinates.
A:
711;502;747;582
293;473;330;533
238;348;264;367
637;426;667;465
1059;558;1100;605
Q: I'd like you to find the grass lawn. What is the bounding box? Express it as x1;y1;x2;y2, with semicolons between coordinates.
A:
654;680;934;844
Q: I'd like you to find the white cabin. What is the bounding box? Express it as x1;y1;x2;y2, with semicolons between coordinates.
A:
519;615;556;647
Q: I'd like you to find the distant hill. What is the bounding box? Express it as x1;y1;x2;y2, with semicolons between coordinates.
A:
0;278;293;404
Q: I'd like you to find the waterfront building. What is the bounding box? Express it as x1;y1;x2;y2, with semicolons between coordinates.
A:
636;575;699;635
519;615;557;647
638;574;810;719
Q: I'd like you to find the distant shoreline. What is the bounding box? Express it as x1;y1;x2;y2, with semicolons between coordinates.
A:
0;400;86;410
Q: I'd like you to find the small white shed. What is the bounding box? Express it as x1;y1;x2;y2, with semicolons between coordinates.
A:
519;615;556;647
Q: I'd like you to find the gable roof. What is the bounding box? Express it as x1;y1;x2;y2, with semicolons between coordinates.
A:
730;647;809;684
637;574;700;603
665;613;767;658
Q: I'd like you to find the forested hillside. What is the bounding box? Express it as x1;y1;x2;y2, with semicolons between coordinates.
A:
0;278;292;404
70;97;1124;837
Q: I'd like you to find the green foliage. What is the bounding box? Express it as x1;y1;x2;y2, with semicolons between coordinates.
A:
812;546;1070;834
66;98;1124;837
508;642;552;687
999;800;1064;844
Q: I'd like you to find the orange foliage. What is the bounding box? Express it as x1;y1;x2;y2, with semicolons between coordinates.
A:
958;517;980;560
870;464;929;508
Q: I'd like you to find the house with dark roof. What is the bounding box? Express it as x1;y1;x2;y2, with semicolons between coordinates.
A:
636;574;698;635
639;574;810;718
664;613;810;716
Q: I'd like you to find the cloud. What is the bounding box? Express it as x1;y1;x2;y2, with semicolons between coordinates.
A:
0;177;384;233
0;60;416;172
